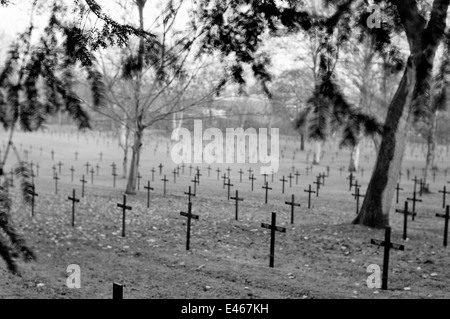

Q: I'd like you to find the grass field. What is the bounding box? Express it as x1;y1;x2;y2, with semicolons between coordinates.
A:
1;126;449;299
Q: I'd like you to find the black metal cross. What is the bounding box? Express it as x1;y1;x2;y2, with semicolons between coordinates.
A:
53;173;60;194
144;181;154;208
306;166;311;176
28;184;38;217
351;179;361;192
207;165;212;177
352;186;365;215
295;171;301;185
70;166;75;183
80;175;87;197
68;189;80;227
74;151;78;161
250;174;256;191
85;162;90;175
304;185;316;209
90;168;95;184
162;175;168;195
287;173;293;188
151;168;155;182
407;190;422;221
320;173;326;187
222;173;228;188
371;226;405;290
180;202;199;251
226;166;232;178
395;201;415;240
262;182;272;204
172;169;177;184
261;212;286;268
159;163;164;175
57;161;63;175
216;168;221;181
196;168;202;185
191;175;199;195
117;195;132;237
238;169;244;183
184;186;196;203
313;176;322;197
436;206;450;247
436;205;450;247
111;162;117;175
439;186;450;209
285;195;301;224
279;176;287;194
248;168;253;180
224;178;234;200
230;190;244;221
347;173;355;191
96;163;100;176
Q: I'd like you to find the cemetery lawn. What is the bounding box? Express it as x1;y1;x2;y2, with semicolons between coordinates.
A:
1;129;450;299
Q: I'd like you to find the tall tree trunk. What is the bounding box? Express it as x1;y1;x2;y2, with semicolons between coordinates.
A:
313;141;321;165
125;0;146;195
300;133;305;151
125;128;143;195
423;110;439;192
353;59;416;228
348;143;360;172
119;124;130;178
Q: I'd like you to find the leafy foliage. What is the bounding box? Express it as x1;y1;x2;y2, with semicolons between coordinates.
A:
196;0;397;145
0;1;148;274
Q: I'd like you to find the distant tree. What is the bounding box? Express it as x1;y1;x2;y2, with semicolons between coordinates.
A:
195;0;450;228
84;0;217;195
417;35;450;192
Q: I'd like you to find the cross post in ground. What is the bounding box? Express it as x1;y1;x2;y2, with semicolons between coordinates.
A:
262;182;272;204
68;189;80;227
28;184;38;217
230;190;244;221
395;201;416;240
279;176;287;194
180;202;199;251
407;190;422;221
436;205;450;247
352;186;365;215
144;181;154;208
371;226;405;290
250;174;256;191
162;175;169;196
285;195;301;224
439;186;450;209
304;185;316;209
184;186;196;203
261;212;286;268
117;195;132;237
80;175;87;197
